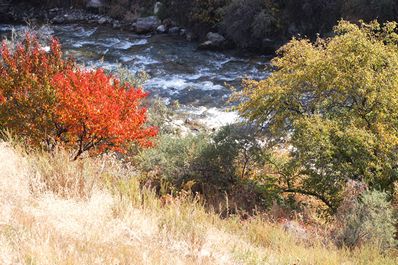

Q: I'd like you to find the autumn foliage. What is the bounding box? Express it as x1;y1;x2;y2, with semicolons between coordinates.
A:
0;34;156;158
0;34;73;144
53;69;157;159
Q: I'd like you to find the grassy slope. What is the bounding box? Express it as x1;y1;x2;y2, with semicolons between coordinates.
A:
0;141;396;265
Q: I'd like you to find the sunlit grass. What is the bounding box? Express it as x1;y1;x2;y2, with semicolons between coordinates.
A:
0;140;396;265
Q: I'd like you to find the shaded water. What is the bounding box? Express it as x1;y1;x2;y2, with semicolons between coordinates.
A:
0;24;270;128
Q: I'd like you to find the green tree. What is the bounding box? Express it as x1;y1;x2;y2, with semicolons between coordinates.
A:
235;20;398;211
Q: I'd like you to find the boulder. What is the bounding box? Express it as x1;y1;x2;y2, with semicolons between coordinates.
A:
86;0;105;9
112;20;122;29
134;16;161;34
179;28;186;36
206;32;225;44
98;16;108;25
168;26;180;34
156;24;167;34
198;32;226;50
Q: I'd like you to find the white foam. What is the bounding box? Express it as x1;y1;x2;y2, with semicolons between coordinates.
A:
72;27;97;38
113;39;148;50
181;106;240;129
145;76;224;94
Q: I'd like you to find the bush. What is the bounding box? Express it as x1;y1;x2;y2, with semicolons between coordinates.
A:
333;185;397;250
136;133;210;193
136;123;276;213
53;69;157;159
138;124;265;190
0;34;156;159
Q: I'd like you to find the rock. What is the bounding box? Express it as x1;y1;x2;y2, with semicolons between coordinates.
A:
198;41;213;50
180;28;186;36
198;32;226;50
112;20;121;29
98;17;107;25
154;2;163;16
86;0;105;9
52;15;65;24
134;16;161;34
156;25;167;34
206;32;225;44
168;26;180;34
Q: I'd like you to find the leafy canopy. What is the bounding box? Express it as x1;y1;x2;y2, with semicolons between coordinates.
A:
53;69;157;159
236;20;398;210
0;34;157;159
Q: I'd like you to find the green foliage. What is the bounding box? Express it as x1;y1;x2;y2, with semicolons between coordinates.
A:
138;124;264;188
236;20;398;210
333;186;397;250
135;124;278;210
136;133;210;189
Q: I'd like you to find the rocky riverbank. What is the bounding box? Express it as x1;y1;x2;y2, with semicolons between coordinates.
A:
0;1;260;52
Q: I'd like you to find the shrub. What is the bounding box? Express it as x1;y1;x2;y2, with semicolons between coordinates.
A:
136;124;275;213
0;34;157;159
333;185;397;250
53;69;157;159
136;133;210;192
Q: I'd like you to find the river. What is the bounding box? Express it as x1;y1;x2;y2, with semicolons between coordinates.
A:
0;23;270;129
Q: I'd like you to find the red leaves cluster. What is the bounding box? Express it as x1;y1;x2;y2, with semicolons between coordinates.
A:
0;33;157;158
0;34;72;144
53;69;157;159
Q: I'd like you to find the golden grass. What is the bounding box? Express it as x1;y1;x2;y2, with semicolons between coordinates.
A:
0;141;397;265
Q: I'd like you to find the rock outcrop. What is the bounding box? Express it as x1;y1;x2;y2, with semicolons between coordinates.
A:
133;16;161;34
198;32;227;51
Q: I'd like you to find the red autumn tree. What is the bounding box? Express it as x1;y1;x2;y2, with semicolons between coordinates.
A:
0;33;157;159
0;34;74;145
53;69;157;160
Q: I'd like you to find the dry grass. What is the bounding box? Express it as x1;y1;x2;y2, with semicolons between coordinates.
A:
0;141;397;265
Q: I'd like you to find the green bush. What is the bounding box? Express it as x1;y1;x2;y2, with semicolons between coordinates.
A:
135;124;278;212
333;186;397;250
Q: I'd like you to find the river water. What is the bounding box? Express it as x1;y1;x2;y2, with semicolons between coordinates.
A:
0;24;270;128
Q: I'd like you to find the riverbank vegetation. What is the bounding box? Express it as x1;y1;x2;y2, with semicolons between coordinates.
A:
6;0;398;52
0;12;398;265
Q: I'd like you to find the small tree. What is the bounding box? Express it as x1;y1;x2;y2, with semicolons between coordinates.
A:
0;33;157;159
235;20;398;210
53;69;157;160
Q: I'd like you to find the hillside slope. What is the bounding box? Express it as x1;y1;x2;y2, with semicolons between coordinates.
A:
0;142;396;265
